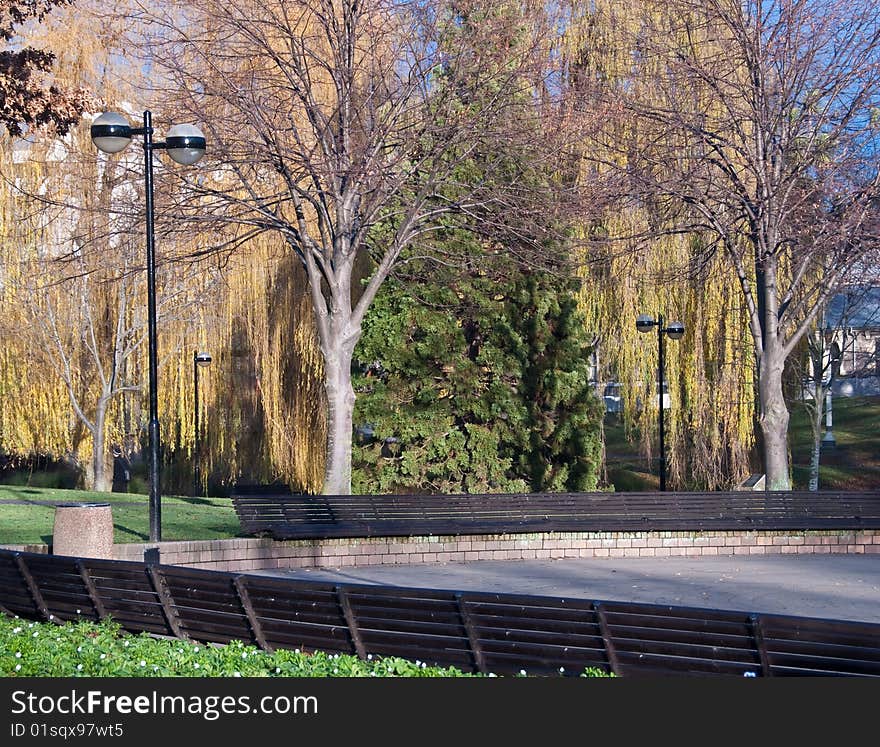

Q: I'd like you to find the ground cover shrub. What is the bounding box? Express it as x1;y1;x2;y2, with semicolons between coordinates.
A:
0;615;611;677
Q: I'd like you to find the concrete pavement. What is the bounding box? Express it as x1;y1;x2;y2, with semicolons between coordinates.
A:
254;552;880;624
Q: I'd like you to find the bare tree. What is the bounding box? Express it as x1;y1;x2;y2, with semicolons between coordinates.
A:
133;0;573;494
0;0;94;135
583;0;880;489
798;278;880;490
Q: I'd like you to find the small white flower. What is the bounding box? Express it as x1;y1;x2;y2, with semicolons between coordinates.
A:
123;641;129;647
77;646;82;653
559;667;565;673
32;631;38;637
14;664;21;672
28;623;34;628
48;615;54;620
241;652;248;659
193;646;200;652
76;609;81;614
488;673;497;677
77;664;83;671
100;654;106;660
275;667;281;674
194;663;200;669
520;669;526;676
333;668;338;674
12;627;21;633
294;649;300;654
233;672;241;678
139;660;146;667
367;654;372;660
153;666;159;671
15;652;21;659
743;671;757;678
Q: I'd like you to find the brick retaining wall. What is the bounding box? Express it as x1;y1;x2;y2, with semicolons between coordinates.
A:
7;529;879;571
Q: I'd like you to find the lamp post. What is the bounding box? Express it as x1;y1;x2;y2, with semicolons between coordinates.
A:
193;351;212;496
821;340;842;451
91;111;206;543
636;313;684;491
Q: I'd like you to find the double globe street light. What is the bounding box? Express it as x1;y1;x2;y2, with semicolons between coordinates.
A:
91;111;206;545
636;313;684;492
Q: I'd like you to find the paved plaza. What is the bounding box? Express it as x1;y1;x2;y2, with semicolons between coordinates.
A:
256;552;880;624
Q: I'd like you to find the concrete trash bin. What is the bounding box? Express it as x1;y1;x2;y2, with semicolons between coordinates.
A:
52;502;114;559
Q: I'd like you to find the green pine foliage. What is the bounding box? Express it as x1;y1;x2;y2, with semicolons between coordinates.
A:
501;273;605;492
352;246;603;494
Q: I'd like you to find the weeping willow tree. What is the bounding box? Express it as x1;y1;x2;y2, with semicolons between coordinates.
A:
563;0;758;490
184;239;327;493
570;0;880;491
0;0;337;494
0;3;138;487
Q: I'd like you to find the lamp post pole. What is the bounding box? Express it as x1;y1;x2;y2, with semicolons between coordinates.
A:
193;350;200;498
637;313;684;492
657;313;666;492
142;111;162;541
91;109;206;545
193;351;211;496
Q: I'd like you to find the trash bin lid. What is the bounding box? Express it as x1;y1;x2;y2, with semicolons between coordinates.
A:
55;502;111;508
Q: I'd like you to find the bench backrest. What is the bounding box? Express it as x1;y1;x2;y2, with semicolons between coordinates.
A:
230;489;880;539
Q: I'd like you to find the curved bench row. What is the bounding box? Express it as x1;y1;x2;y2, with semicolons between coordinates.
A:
230;489;880;539
2;548;879;677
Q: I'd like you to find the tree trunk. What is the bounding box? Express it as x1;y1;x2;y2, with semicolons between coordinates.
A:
808;404;822;493
807;380;825;492
91;400;111;493
321;338;358;495
758;355;791;491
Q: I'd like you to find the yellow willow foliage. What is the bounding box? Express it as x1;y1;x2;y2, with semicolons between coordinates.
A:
0;12;179;475
179;238;326;493
567;1;758;489
0;144;75;458
0;0;330;490
577;214;756;489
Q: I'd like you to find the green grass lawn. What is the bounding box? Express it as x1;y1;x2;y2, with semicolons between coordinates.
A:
0;486;241;546
602;394;880;491
1;394;876;547
788;394;880;490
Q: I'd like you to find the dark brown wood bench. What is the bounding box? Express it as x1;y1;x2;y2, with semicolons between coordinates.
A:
230;489;880;540
3;547;880;677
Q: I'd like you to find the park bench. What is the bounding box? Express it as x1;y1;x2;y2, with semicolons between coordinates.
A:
230;488;880;540
2;546;879;676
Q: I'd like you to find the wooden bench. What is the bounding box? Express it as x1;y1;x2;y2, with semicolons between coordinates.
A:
230;489;880;540
3;547;880;677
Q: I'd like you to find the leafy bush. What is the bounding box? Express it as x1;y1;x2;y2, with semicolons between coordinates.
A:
0;614;611;677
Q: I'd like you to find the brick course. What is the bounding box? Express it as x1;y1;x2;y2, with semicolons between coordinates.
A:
4;529;878;570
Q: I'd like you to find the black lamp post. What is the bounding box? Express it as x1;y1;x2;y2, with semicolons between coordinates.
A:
91;111;206;543
193;351;212;497
636;313;684;491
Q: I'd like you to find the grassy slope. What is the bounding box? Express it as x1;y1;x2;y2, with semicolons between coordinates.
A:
0;486;240;546
788;395;880;490
603;395;880;491
1;395;876;546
